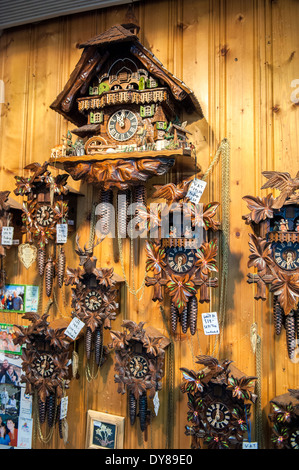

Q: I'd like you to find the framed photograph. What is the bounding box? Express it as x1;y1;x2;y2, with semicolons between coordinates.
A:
0;285;39;314
85;410;125;449
0;324;22;356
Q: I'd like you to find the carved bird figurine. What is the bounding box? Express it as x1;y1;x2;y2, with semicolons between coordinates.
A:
195;355;233;383
152;177;194;205
261;170;299;209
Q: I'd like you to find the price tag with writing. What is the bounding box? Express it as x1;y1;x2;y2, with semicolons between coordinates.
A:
186;178;207;203
202;312;220;335
65;317;85;340
1;226;14;245
56;223;68;244
60;396;68;420
242;442;258;449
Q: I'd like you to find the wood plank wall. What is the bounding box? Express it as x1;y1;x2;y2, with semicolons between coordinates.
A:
0;0;298;449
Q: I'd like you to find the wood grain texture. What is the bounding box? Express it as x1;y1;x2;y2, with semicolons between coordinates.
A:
0;0;298;449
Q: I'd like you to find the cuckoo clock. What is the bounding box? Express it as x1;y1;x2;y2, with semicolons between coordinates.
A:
48;13;202;238
64;235;120;367
180;355;257;449
13;313;71;440
109;320;168;437
0;191;13;288
268;388;299;449
144;180;220;335
243;170;299;359
14;161;69;296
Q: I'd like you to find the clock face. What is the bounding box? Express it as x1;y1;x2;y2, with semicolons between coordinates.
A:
108;109;138;142
128;354;149;379
290;429;299;449
34;353;55;378
167;247;195;273
206;402;231;429
36;205;55;227
273;242;299;271
85;291;102;311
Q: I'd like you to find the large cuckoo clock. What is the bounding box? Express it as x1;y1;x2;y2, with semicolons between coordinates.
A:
14;161;69;296
64;235;120;368
144;181;220;335
13;313;71;440
268;389;299;449
180;355;257;449
48;13;202;237
243;170;299;359
109;320;168;438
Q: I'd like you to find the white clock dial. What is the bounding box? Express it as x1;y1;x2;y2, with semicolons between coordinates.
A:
108;109;138;142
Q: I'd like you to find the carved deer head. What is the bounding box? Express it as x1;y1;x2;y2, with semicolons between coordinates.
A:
75;234;102;274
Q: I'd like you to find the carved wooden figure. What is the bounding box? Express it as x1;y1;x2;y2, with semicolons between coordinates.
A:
180;355;257;449
48;13;202;236
243;170;299;359
144;184;220;335
14;162;69;295
13;313;71;440
109;320;168;438
64;235;119;367
268;389;299;449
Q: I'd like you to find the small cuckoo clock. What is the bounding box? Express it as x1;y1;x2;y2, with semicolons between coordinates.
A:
13;313;71;440
180;355;257;449
48;12;202;238
64;235;120;368
144;179;220;335
0;190;13;288
14;161;69;296
243;170;299;359
109;320;168;437
268;388;299;449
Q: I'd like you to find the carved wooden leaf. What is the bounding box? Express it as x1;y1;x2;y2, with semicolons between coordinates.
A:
195;240;218;277
145;241;166;274
243;193;274;224
166;274;196;312
270;272;299;314
247;233;273;272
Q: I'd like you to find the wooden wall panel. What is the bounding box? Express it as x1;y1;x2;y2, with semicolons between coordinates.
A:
0;0;298;449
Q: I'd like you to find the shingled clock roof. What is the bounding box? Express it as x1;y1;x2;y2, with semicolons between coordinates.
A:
79;24;138;48
50;23;203;126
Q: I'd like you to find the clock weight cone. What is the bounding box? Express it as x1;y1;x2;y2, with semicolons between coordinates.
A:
57;247;66;288
117;189;130;238
99;189;114;236
94;325;103;367
46;393;56;429
129;391;137;425
37;246;46;277
273;296;284;336
188;295;198;336
134;184;147;208
85;326;93;360
138;391;148;433
180;306;189;334
295;310;299;341
45;257;55;297
285;312;296;360
38;398;46;425
170;301;179;334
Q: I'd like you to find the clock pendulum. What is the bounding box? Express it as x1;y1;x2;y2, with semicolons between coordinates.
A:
64;235;120;371
109;320;169;438
180;355;257;449
13;312;72;441
14;162;69;296
243;170;299;359
268;388;299;449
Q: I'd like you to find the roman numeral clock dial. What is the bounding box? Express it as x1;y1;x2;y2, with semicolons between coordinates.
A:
108;110;138;142
206;402;231;429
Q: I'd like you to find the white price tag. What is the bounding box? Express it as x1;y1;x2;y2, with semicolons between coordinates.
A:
1;226;14;245
186;179;207;203
56;223;68;244
202;312;220;335
242;442;258;449
65;317;85;340
60;396;68;420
